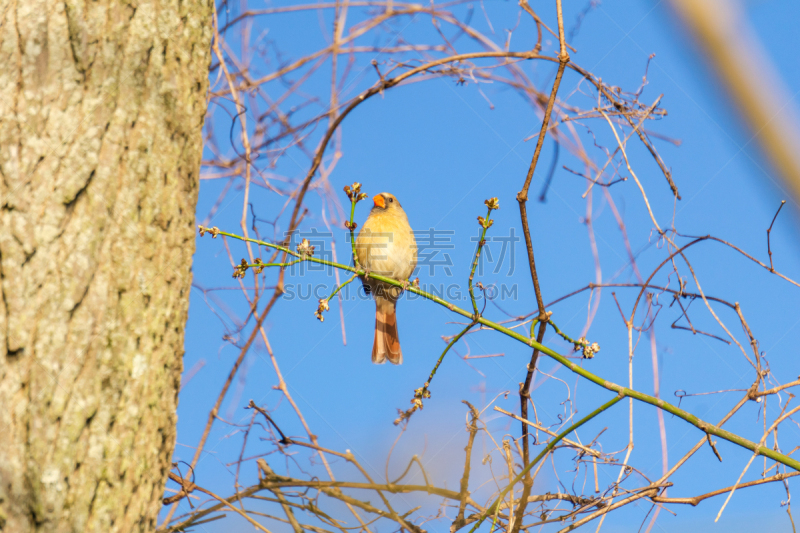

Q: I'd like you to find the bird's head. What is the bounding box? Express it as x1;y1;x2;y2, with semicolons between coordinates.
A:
372;192;403;212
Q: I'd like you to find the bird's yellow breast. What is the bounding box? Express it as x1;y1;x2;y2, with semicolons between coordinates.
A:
356;209;417;281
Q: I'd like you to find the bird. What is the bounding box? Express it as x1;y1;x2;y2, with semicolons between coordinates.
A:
356;192;418;364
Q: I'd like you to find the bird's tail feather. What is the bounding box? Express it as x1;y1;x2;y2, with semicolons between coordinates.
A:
373;297;402;365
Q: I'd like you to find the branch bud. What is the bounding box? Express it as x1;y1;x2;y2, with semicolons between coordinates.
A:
297;238;315;256
477;216;494;229
484;197;500;210
343;182;362;200
201;226;220;238
233;258;249;279
314;298;330;322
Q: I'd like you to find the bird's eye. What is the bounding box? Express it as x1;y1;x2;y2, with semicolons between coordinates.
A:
389;197;394;203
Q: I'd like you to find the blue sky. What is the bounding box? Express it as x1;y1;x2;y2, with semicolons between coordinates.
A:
165;1;800;531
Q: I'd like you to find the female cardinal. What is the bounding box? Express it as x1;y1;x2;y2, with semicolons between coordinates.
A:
356;193;418;364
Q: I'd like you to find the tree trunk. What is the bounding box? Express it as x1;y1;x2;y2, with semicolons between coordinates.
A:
0;1;212;531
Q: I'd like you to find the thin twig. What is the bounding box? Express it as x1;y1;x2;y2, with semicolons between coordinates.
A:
767;200;786;271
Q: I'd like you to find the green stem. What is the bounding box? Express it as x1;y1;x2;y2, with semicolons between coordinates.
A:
213;229;800;474
471;395;623;533
326;273;358;302
396;321;478;425
349;197;359;269
243;259;304;269
529;317;539;338
468;207;493;315
549;319;585;348
425;322;475;393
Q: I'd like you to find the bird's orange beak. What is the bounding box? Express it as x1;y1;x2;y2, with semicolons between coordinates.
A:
373;194;385;208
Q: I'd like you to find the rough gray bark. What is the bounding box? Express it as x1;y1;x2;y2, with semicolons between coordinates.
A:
0;1;213;531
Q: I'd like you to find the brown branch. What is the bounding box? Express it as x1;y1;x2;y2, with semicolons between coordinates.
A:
494;407;602;457
518;0;543;52
165;475;484;533
284;441;420;532
734;302;763;378
556;486;662;532
546;281;736;310
706;433;723;462
752;379;800;398
163;471;198;506
258;460;304;533
316;487;424;533
671;324;731;345
499;492;605;510
653;471;800;506
193;485;272;533
512;4;569;530
452;402;480;532
683;234;800;289
767;200;787;272
184;293;281;473
621;95;680;199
